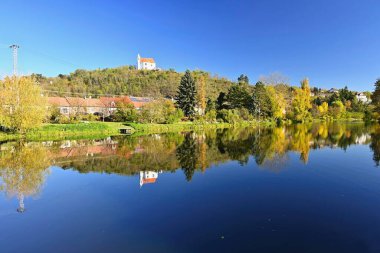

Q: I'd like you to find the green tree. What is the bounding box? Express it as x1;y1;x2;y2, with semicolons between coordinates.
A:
0;76;47;133
114;102;138;122
216;92;228;110
176;134;198;181
339;86;354;103
252;82;271;118
226;84;252;109
176;70;197;117
237;74;249;84
372;79;380;115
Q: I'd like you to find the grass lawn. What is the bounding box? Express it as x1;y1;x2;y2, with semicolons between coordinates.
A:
0;120;274;141
0;122;133;141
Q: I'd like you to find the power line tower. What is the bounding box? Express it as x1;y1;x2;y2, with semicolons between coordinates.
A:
9;44;20;76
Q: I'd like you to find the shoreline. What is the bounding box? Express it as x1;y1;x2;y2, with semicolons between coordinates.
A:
0;119;368;142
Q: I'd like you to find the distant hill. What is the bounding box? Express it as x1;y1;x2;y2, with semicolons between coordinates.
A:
33;66;237;100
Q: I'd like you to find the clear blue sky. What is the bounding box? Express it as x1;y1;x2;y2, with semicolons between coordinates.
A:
0;0;379;90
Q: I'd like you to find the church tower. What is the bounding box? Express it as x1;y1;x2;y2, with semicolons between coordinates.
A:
137;54;141;70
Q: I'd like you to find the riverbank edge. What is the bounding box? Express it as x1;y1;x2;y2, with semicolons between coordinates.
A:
0;121;275;141
0;119;367;142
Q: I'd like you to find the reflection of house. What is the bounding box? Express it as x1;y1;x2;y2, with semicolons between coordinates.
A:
140;171;162;187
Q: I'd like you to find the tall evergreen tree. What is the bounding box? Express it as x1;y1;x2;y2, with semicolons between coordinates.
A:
216;92;228;110
176;70;197;117
372;79;380;114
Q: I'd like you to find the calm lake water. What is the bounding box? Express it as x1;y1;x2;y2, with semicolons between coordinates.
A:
1;123;380;252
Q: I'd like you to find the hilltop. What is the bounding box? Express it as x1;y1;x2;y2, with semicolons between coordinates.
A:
33;66;237;100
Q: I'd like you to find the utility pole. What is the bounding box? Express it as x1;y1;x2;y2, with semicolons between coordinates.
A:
9;44;20;76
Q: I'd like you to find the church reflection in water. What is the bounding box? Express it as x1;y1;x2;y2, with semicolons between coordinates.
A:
0;122;379;212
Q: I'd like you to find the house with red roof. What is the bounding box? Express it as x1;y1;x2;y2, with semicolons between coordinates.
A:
137;54;156;70
47;97;106;117
99;96;133;116
47;97;71;116
47;95;154;118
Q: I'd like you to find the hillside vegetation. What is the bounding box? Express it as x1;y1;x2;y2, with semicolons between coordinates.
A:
35;66;237;99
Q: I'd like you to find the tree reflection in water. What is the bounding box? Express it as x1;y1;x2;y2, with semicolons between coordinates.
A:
0;142;50;212
0;122;378;211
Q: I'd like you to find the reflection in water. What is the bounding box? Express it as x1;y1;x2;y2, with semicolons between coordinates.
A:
0;122;379;211
0;142;50;212
140;170;162;187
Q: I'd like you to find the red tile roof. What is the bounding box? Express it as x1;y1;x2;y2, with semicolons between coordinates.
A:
47;97;70;107
99;96;132;107
66;97;85;107
83;98;105;107
142;178;157;184
140;58;155;63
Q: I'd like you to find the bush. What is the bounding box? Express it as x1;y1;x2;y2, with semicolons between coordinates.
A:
113;102;138;122
217;109;240;124
138;99;180;124
166;109;184;124
237;108;254;121
205;109;217;123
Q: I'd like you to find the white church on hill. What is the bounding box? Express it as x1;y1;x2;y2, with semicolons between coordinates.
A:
137;54;156;70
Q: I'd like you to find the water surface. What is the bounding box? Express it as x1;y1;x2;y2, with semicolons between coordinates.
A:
1;123;380;252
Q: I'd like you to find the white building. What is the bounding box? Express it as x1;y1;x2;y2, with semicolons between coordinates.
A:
137;54;156;70
356;92;370;104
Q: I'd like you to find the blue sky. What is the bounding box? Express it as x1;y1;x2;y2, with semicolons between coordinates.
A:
0;0;379;90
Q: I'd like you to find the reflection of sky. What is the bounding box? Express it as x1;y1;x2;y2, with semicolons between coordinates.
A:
1;144;380;252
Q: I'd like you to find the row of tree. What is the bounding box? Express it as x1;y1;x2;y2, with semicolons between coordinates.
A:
0;70;379;134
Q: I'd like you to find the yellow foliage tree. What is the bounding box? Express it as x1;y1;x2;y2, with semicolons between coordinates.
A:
0;76;47;133
197;76;206;115
266;86;286;119
318;102;329;116
292;78;312;122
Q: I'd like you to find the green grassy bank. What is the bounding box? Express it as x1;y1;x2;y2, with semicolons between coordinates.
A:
0;122;130;141
0;120;276;141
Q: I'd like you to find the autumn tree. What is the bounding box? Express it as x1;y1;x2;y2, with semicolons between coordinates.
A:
197;75;206;115
266;86;285;119
0;142;50;212
291;78;312;122
0;76;47;133
176;70;197;117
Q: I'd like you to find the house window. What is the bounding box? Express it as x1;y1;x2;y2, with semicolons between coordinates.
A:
61;108;68;114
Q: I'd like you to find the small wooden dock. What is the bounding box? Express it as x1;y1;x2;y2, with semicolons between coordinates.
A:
119;128;132;135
